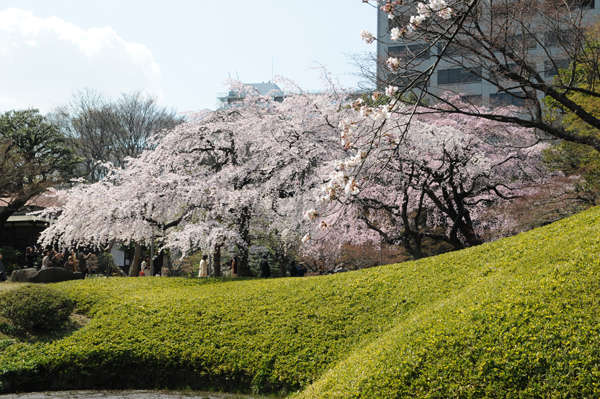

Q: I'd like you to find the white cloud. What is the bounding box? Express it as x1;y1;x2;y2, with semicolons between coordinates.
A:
0;8;162;113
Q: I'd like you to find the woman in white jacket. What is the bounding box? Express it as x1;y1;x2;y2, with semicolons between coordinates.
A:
198;255;208;277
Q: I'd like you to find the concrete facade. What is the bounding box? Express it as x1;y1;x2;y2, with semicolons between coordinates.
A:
376;1;599;103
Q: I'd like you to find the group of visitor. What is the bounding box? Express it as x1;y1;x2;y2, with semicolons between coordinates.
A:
41;248;90;278
289;260;308;277
25;246;38;269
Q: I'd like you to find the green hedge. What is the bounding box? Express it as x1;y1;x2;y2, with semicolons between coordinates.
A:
0;284;74;331
2;206;600;396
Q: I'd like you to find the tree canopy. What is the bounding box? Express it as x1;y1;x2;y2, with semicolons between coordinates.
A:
37;81;348;275
0;109;79;229
49;89;183;183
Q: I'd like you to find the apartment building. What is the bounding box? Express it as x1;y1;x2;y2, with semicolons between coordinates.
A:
376;0;598;105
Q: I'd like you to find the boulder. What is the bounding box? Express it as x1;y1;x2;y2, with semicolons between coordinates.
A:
10;268;39;282
10;267;83;283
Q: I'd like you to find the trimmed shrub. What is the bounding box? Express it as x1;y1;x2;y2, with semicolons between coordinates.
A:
3;207;600;395
0;284;74;331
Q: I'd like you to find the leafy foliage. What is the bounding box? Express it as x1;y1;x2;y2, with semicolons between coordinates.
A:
3;206;600;396
542;24;600;206
0;109;79;228
0;284;74;331
0;246;22;276
94;252;118;276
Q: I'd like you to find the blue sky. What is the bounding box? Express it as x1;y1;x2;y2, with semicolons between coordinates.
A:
0;0;377;114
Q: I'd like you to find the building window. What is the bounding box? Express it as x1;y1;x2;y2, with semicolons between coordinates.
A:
490;92;526;106
491;3;511;20
506;34;537;50
490;62;536;81
389;72;428;88
389;44;430;60
544;29;580;47
544;59;570;77
544;31;560;47
437;67;482;84
437;39;481;56
567;0;594;9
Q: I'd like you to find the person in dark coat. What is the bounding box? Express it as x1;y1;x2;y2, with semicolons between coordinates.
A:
0;252;7;282
62;247;70;266
78;252;91;279
25;247;37;269
289;260;298;277
297;262;308;277
51;250;64;268
260;254;271;278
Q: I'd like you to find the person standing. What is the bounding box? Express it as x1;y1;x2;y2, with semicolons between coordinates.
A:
198;255;208;277
0;252;7;282
260;254;271;278
231;256;238;277
25;247;37;269
62;247;70;267
140;255;150;277
67;250;79;271
289;260;298;277
78;251;90;279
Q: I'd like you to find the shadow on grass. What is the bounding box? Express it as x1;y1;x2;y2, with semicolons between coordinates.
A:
0;312;90;345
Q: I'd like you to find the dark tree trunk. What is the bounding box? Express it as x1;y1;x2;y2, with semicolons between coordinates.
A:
275;251;287;277
236;206;253;277
279;257;287;278
213;245;222;277
411;232;424;260
128;242;142;277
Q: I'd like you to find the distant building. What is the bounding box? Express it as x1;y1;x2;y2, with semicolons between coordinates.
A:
376;1;598;105
0;194;58;253
2;212;50;251
216;81;286;109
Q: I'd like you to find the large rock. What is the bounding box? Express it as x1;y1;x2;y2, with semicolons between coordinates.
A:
10;268;38;282
10;267;83;283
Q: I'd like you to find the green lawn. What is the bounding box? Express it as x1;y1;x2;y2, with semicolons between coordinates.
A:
2;206;600;397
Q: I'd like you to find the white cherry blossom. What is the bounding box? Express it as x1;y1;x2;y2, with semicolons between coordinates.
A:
360;29;375;44
386;57;401;72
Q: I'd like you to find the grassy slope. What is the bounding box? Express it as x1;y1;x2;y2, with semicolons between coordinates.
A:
2;207;600;397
